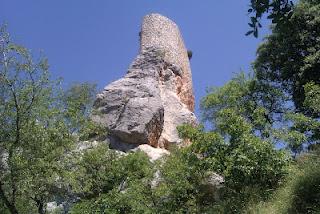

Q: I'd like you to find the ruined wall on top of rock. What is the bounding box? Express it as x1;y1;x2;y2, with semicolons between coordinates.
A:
92;13;196;151
140;14;195;112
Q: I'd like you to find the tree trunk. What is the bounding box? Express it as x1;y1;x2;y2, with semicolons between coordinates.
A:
35;198;45;214
38;203;45;214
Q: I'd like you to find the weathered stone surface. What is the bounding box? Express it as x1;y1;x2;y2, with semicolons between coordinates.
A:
134;144;170;162
141;14;195;112
46;202;63;213
200;172;225;201
93;48;165;146
93;13;196;149
0;148;8;171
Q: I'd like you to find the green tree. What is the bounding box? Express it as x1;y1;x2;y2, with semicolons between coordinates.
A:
201;73;287;139
274;82;320;156
247;0;294;37
152;149;207;213
177;73;290;212
0;26;101;214
254;0;320;116
69;150;154;214
251;0;320;156
70;147;215;214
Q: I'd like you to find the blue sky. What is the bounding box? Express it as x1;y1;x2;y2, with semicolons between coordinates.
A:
1;0;269;117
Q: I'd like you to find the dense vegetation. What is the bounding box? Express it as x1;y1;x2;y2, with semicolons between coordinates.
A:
1;0;320;213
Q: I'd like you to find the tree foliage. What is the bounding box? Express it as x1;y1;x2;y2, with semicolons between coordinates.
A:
69;150;155;214
247;149;320;213
0;26;103;214
247;0;294;37
254;0;320;115
181;76;290;196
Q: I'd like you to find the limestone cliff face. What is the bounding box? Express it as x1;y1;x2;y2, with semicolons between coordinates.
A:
92;14;196;150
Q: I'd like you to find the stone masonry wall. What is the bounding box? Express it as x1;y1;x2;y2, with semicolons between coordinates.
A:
140;14;195;112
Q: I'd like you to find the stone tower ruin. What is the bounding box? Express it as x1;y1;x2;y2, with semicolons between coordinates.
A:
140;14;195;111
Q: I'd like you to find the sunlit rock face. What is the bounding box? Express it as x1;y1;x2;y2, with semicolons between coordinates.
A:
140;14;195;112
92;13;196;152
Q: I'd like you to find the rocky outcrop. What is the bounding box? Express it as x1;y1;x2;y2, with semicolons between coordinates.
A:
93;14;196;150
134;144;170;162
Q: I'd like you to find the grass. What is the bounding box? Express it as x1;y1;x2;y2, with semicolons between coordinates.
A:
246;151;320;214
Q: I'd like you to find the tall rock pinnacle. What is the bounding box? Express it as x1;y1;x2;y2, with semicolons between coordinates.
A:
93;14;196;150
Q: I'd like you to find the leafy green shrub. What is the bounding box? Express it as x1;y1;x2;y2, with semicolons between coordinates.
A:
69;151;154;213
178;124;290;213
247;150;320;214
70;147;221;214
152;149;205;213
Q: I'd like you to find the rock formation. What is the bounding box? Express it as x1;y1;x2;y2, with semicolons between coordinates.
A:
92;14;197;152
